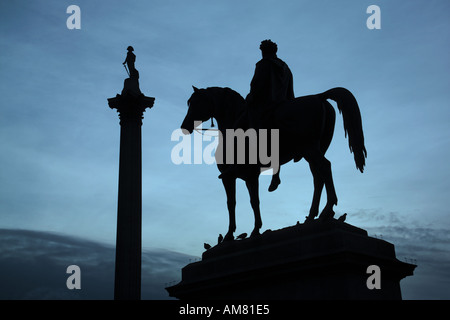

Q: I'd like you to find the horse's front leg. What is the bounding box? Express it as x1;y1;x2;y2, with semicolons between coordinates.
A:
245;175;262;237
222;176;236;241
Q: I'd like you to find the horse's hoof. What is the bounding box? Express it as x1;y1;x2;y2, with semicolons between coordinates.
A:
250;229;260;238
223;233;234;242
318;208;335;220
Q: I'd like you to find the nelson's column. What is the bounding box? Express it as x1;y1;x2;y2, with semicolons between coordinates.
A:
107;46;154;300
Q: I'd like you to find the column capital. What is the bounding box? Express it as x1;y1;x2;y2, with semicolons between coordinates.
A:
108;93;155;124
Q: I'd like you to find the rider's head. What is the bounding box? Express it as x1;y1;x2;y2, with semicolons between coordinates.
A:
260;40;277;58
127;46;134;52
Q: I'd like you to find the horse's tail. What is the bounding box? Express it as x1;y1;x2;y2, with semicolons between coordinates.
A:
320;87;367;173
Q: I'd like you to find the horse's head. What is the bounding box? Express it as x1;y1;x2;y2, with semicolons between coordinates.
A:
181;86;215;134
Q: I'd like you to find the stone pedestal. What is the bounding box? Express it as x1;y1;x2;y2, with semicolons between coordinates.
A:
166;219;416;300
108;81;154;300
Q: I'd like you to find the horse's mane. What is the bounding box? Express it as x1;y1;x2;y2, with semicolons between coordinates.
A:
206;87;246;118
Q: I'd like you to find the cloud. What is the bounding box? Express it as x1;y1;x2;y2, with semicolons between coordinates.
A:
0;229;195;299
2;218;449;300
347;210;450;300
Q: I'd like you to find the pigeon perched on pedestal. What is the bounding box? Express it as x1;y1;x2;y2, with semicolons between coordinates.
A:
236;233;247;240
337;213;347;222
218;234;223;244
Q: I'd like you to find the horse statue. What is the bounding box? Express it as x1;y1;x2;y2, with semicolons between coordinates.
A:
181;86;367;241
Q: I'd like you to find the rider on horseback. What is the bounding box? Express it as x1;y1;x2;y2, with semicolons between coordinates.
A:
246;40;294;128
246;40;295;191
219;40;295;189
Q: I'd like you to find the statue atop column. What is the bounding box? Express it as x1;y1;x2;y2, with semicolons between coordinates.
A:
123;46;139;79
121;46;142;98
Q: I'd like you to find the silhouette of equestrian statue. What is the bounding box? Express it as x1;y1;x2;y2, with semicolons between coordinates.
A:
181;40;367;242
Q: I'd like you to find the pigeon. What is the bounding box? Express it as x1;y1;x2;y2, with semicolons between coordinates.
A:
218;234;223;244
337;213;347;222
204;243;211;250
236;233;247;240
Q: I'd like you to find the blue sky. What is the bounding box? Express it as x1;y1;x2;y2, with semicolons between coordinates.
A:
0;0;449;299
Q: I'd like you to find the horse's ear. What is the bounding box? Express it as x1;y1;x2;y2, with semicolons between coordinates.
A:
192;85;199;92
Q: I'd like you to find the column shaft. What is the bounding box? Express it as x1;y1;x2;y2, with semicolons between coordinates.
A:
114;113;142;300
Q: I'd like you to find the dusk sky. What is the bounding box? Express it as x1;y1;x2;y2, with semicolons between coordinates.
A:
0;0;449;299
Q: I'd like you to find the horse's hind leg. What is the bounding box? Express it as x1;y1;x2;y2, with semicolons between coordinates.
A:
222;177;236;241
306;163;324;222
305;148;337;220
245;175;262;237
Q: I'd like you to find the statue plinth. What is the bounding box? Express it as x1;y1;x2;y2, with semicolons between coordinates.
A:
108;81;154;300
166;219;416;300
